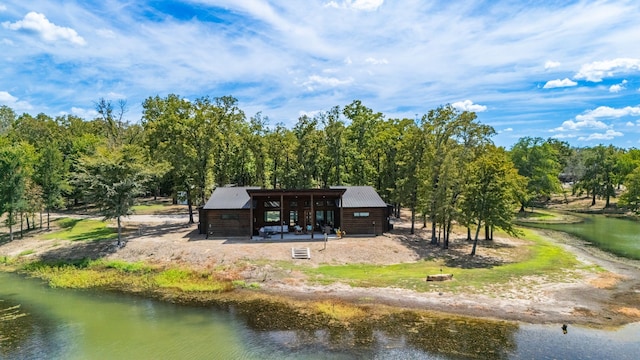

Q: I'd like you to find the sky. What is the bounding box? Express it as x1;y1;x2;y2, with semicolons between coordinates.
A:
1;0;640;148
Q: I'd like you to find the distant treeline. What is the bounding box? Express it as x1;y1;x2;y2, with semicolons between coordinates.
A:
1;97;639;247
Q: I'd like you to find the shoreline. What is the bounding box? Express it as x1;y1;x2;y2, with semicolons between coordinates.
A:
2;213;640;328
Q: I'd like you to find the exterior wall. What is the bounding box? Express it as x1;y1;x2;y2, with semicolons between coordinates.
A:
203;209;251;237
341;207;388;235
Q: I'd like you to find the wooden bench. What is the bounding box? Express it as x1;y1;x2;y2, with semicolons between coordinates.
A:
291;247;311;259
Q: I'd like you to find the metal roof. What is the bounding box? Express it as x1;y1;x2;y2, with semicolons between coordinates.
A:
203;186;386;209
202;186;259;209
331;186;387;208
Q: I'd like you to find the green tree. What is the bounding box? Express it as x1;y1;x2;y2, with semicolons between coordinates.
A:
34;142;69;229
142;94;205;222
76;145;148;246
394;118;424;234
577;145;618;207
0;141;35;241
420;105;494;245
0;105;16;135
619;167;640;213
509;137;561;211
462;146;523;255
343;100;383;186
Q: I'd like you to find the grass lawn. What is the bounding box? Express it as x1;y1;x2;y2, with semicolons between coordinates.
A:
131;204;167;214
291;228;581;292
43;218;117;242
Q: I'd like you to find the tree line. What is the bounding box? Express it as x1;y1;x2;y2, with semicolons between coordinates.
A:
1;96;639;252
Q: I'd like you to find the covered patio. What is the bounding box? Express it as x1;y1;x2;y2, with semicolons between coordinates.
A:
247;188;346;240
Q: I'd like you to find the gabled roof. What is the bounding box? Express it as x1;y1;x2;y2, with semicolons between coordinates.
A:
331;186;387;208
202;186;259;210
203;185;386;209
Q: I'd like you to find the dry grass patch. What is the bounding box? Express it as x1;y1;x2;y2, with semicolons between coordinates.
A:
614;307;640;318
589;272;626;289
314;300;367;321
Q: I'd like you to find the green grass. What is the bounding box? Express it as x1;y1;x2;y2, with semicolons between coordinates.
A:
131;204;167;214
17;249;34;257
294;228;579;292
19;259;235;293
43;218;117;242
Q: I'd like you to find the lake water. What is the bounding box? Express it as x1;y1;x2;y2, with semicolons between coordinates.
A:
521;212;640;260
2;272;639;359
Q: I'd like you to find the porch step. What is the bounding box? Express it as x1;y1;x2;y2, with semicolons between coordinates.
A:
291;247;311;259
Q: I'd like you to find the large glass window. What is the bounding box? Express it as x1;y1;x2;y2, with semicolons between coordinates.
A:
353;212;369;217
264;210;280;222
316;210;325;226
326;210;335;226
264;200;280;208
289;210;298;226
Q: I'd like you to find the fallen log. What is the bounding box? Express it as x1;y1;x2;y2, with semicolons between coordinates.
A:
426;274;453;282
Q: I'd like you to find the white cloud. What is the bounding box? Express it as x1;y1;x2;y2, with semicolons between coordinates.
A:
609;79;628;93
503;128;513;132
106;92;126;99
0;5;7;12
96;28;116;39
626;121;635;127
543;78;577;89
0;91;33;110
2;12;86;45
574;58;640;82
553;118;608;132
365;57;388;65
609;84;624;93
578;129;624;141
544;61;560;70
576;105;640;121
551;133;577;139
452;99;487;112
69;107;98;119
302;75;353;90
325;0;384;11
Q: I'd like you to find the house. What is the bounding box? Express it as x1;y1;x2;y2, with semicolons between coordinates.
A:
198;186;390;239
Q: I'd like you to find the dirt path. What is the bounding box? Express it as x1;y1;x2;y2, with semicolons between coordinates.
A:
2;211;639;327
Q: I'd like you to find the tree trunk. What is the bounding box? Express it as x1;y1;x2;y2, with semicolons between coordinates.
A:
47;208;51;230
117;216;122;246
410;205;415;235
187;188;194;224
591;191;596;206
9;211;14;241
431;219;437;244
471;222;482;256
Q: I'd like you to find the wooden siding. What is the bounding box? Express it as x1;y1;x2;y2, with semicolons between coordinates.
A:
203;209;252;237
341;207;388;235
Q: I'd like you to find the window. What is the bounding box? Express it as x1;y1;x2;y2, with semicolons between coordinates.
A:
326;210;334;225
221;214;239;220
326;199;336;207
264;210;280;222
289;201;298;208
289;210;298;226
264;200;280;208
353;212;369;217
316;210;324;224
315;200;325;207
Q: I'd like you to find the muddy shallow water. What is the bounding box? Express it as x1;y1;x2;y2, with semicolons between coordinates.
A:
2;272;639;360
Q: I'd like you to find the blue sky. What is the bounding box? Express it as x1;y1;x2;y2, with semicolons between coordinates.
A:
1;0;640;148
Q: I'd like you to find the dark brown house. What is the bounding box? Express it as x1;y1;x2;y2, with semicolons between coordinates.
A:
198;186;390;239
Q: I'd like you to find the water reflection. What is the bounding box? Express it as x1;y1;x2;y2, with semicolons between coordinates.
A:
1;272;639;359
